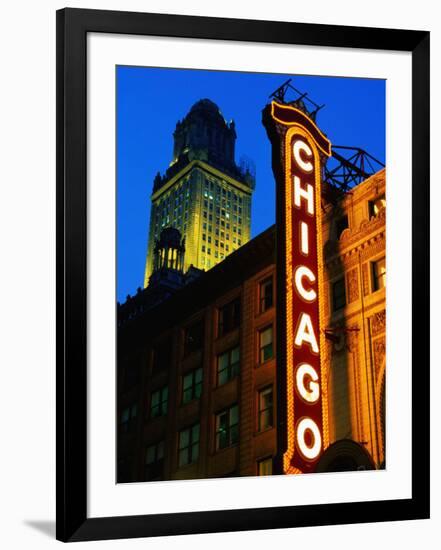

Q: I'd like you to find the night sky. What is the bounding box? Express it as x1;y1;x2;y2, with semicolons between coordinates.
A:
117;67;385;303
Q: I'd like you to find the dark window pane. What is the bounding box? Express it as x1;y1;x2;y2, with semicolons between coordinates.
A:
372;257;386;291
184;320;204;355
336;215;349;238
217;346;240;386
259;277;273;313
259;327;274;363
218;298;241;336
332;278;346;311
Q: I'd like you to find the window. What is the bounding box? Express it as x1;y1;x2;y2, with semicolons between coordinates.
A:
184;319;204;355
178;423;200;467
145;440;164;481
332;278;346;311
120;403;137;433
215;405;239;450
217;346;240;386
369;194;386;217
150;386;168;418
372;257;386;291
259;326;274;363
218;298;241;337
258;457;273;476
182;367;203;404
152;340;172;373
258;387;274;431
335;215;349;238
259;277;273;313
122;361;140;391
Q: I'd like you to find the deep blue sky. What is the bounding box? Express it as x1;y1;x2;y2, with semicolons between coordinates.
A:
117;67;385;302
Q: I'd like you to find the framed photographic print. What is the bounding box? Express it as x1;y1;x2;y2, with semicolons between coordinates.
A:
56;8;430;542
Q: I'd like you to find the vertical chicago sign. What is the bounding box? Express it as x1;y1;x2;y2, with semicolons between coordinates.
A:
263;101;332;474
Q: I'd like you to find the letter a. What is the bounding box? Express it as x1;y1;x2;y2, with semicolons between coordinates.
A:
294;313;319;354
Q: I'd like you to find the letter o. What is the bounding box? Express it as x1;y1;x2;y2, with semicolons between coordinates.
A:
296;418;322;460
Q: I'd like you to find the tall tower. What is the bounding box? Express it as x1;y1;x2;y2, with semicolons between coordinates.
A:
144;99;255;287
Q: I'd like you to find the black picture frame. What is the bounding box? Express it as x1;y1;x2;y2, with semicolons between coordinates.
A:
56;8;430;542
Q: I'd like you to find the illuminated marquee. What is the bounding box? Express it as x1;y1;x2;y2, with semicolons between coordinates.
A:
263;101;331;474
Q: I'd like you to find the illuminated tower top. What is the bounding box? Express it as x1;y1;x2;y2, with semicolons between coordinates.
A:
144;99;256;287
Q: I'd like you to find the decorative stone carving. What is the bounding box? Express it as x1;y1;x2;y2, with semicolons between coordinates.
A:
371;310;386;336
373;338;386;380
347;267;359;303
362;263;369;296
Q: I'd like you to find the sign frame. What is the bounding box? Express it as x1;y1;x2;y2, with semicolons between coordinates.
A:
56;8;430;542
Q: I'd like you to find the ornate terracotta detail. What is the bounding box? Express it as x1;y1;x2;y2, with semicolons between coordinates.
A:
373;338;386;380
347;267;359;303
362;263;369;296
371;310;386;336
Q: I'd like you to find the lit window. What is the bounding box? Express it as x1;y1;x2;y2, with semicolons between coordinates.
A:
217;346;240;386
257;457;273;476
259;277;273;313
258;387;274;431
178;423;200;467
259;326;274;363
332;278;346;311
182;367;203;404
372;257;386;291
369;195;386;217
150;387;168;418
215;405;239;450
